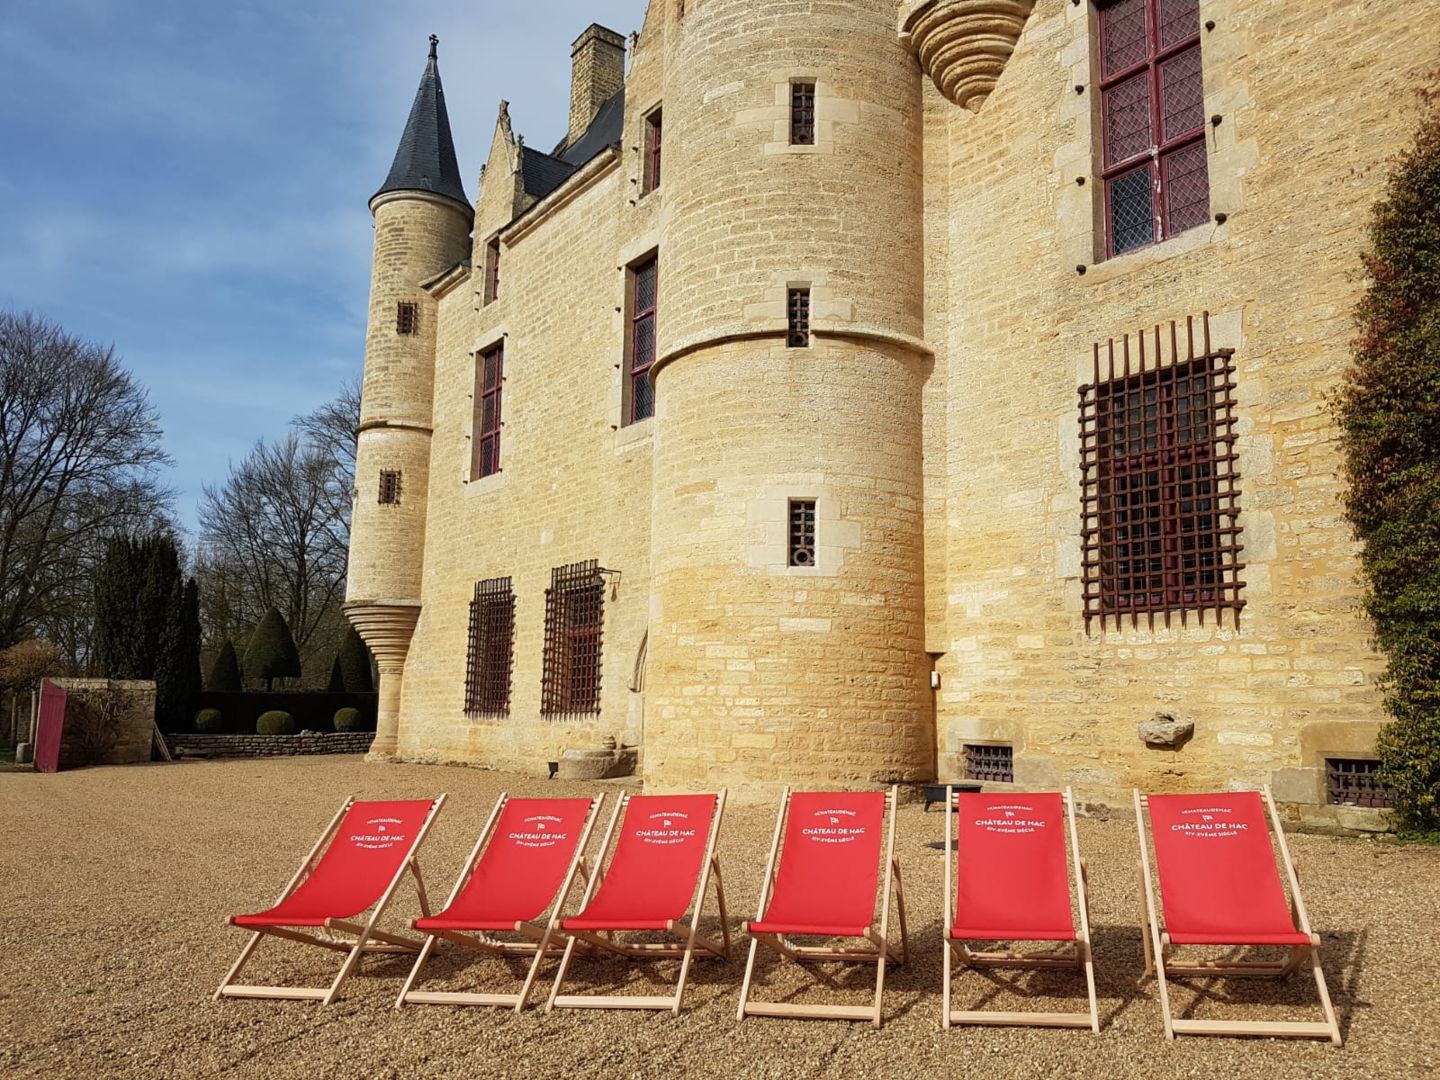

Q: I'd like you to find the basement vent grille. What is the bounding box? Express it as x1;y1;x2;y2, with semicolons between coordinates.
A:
1325;758;1394;809
964;744;1014;784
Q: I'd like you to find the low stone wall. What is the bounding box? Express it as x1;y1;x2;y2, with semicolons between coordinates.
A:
54;678;156;768
168;732;374;758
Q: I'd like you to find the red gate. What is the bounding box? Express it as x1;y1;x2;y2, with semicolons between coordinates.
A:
34;679;67;773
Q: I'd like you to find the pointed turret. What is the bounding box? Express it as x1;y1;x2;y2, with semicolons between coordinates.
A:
372;34;469;211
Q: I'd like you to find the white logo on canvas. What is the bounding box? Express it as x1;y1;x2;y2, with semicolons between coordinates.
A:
974;804;1045;834
802;807;865;844
637;810;696;845
1172;805;1248;839
351;817;406;849
509;814;569;848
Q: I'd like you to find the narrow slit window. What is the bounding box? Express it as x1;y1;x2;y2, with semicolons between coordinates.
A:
378;469;402;505
790;81;816;146
473;342;503;479
788;499;816;567
483;239;501;305
643;108;663;195
1079;315;1244;632
627;255;658;425
464;577;515;717
396;301;418;335
1097;0;1208;257
541;560;605;719
787;288;811;348
964;744;1014;783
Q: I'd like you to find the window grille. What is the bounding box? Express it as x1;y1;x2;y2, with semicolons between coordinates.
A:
378;469;402;505
464;577;515;717
1325;758;1394;809
396;301;418;335
474;342;503;479
483;239;501;305
628;256;658;424
541;560;605;719
1079;313;1244;632
1097;0;1208;256
788;499;817;567
790;81;816;145
787;288;811;348
643;109;663;194
964;744;1014;783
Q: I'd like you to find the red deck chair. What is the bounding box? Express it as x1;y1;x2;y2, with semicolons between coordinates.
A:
215;794;445;1004
1135;788;1342;1044
396;793;602;1011
544;791;729;1015
737;787;907;1027
944;788;1098;1031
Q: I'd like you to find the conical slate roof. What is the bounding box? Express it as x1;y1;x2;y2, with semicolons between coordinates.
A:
371;35;469;210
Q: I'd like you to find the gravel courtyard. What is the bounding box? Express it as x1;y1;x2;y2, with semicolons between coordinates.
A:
1;757;1437;1079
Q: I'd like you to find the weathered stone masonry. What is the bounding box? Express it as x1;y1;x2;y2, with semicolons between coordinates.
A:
345;1;1440;826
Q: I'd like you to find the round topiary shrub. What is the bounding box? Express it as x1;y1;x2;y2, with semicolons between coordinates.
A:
256;710;295;736
194;708;224;733
333;707;363;732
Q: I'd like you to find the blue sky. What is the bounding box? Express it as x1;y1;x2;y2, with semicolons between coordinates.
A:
0;0;644;533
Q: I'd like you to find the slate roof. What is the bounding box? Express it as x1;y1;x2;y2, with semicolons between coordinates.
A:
372;36;470;210
521;88;627;201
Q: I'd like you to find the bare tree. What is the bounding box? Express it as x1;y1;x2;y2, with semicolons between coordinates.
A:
291;375;360;554
197;431;350;675
0;312;173;664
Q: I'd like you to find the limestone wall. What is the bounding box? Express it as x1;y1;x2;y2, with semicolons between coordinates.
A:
928;0;1439;816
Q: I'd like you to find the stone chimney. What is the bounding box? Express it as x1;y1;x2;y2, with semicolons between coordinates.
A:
567;24;626;145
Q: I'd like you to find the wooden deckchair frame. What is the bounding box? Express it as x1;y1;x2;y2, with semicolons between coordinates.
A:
1135;787;1342;1044
396;792;603;1011
215;793;446;1005
736;785;908;1028
942;786;1099;1032
544;789;730;1015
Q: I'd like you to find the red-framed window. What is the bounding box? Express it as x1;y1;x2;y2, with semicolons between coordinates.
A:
627;256;658;424
643;108;662;195
1097;0;1208;257
473;342;503;479
483;239;500;305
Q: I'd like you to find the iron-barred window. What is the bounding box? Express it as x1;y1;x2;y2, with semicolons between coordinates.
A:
1097;0;1208;257
464;577;515;717
378;469;402;505
541;560;604;719
964;744;1013;783
790;81;816;145
627;256;658;424
787;288;811;348
1079;314;1244;632
788;499;816;567
396;301;418;335
473;342;503;479
643;108;663;194
1325;758;1395;809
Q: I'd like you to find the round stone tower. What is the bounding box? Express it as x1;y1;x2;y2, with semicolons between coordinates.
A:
645;0;933;793
346;36;471;759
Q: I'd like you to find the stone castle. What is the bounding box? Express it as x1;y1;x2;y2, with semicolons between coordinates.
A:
345;0;1438;824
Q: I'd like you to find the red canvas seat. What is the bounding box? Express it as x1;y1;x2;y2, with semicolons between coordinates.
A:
415;797;593;933
951;792;1076;942
748;791;886;938
943;790;1097;1032
546;792;730;1015
1135;788;1342;1044
216;794;445;1005
233;799;436;928
738;788;907;1027
399;794;602;1011
1147;792;1309;946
